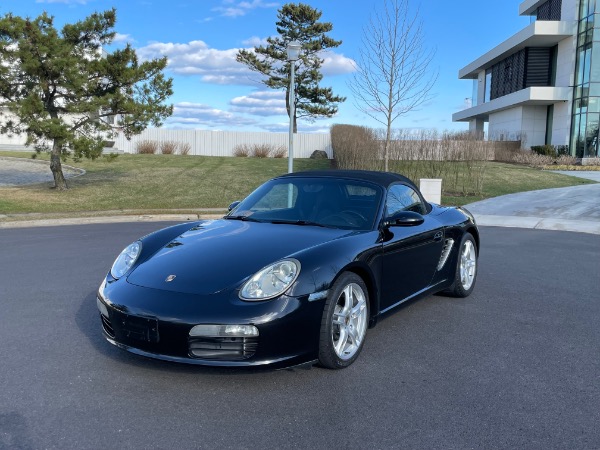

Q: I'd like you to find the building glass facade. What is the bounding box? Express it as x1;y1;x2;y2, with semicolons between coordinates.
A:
571;0;600;157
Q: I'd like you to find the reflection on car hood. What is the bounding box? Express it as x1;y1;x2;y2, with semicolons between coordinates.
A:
127;219;354;295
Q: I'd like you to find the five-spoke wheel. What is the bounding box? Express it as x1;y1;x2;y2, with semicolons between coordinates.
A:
318;272;369;369
449;233;478;297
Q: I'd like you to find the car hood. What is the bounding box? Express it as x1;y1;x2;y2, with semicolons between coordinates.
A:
127;219;354;295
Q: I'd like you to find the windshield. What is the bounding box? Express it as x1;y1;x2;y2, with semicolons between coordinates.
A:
226;177;383;230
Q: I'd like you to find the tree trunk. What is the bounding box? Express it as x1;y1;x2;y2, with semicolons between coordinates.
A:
384;121;392;172
50;140;68;190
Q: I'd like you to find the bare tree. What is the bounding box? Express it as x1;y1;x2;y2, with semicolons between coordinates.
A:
349;0;437;171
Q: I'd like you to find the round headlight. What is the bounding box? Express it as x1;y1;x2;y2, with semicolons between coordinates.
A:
110;241;142;279
240;259;301;301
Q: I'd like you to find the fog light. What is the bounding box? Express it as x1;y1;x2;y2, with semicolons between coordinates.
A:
96;297;109;318
189;324;259;337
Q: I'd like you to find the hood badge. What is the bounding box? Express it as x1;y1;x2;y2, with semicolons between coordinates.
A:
165;275;177;282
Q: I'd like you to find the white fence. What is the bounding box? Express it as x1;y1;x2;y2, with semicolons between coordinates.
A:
0;126;333;158
113;129;332;158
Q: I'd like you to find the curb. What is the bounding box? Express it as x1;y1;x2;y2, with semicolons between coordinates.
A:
0;214;224;229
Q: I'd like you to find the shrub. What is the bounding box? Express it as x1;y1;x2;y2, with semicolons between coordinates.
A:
272;145;286;158
331;125;496;197
331;124;381;170
233;144;250;157
136;140;158;154
178;142;191;156
233;143;284;158
531;145;557;157
252;144;271;158
160;141;178;155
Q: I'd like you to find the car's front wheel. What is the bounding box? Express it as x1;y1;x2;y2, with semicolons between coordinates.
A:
318;272;369;369
449;232;478;297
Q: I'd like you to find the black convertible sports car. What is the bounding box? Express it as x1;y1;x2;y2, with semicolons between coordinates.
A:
97;170;479;369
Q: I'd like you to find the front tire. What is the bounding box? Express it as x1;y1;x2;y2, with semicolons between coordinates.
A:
318;272;369;369
449;232;478;298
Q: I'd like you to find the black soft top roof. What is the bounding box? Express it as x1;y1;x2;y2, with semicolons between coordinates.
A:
277;170;417;190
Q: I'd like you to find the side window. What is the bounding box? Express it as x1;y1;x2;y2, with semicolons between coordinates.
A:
385;184;426;216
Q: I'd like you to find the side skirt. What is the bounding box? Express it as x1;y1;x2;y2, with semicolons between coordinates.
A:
378;279;449;316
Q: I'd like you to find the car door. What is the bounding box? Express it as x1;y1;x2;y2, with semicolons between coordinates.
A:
379;183;444;312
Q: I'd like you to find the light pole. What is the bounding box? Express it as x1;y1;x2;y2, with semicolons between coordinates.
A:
286;40;301;174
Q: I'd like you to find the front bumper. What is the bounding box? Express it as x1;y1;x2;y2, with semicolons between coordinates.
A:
97;278;324;368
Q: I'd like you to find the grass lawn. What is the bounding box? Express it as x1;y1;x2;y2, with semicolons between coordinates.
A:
0;152;330;216
0;151;595;218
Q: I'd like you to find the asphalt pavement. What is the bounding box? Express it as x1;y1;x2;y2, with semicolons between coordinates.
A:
1;156;599;235
0;224;599;449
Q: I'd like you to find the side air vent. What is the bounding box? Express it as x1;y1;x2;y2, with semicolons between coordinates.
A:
437;238;454;271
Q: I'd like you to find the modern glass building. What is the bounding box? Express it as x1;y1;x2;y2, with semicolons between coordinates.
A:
453;0;600;159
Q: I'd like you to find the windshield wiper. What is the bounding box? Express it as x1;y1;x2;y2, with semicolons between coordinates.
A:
268;219;332;228
224;215;262;222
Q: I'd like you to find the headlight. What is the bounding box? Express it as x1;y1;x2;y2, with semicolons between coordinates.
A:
240;258;300;301
110;241;142;279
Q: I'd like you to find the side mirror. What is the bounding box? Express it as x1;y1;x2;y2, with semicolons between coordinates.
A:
383;211;425;228
228;201;241;212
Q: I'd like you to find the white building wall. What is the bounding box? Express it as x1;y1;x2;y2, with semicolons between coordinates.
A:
489;106;551;148
560;0;577;21
552;101;571;145
489;108;524;142
551;24;576;147
555;36;576;87
522;105;548;146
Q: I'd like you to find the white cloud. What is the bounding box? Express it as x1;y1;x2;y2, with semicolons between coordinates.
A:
241;36;270;47
137;40;262;86
230;90;287;116
113;33;134;44
213;0;279;18
167;102;257;128
137;39;354;86
320;51;356;76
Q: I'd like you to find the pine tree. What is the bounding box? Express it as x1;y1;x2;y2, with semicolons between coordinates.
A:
0;9;173;190
236;3;345;132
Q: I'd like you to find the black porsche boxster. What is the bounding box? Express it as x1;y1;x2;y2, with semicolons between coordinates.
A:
97;170;479;369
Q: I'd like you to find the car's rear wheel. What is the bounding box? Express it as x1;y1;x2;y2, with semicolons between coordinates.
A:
318;272;369;369
449;233;478;298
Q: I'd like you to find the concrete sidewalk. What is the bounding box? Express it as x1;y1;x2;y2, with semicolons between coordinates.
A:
464;171;600;235
0;156;84;186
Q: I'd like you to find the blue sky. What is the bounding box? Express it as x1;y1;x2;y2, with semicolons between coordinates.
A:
1;0;530;133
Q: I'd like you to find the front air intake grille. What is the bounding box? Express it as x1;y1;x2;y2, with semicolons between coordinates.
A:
188;336;258;360
100;314;115;338
437;238;455;271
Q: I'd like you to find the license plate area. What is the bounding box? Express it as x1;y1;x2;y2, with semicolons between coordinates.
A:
121;314;159;343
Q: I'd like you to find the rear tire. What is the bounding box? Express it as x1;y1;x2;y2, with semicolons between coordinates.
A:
318;272;369;369
449;233;478;298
